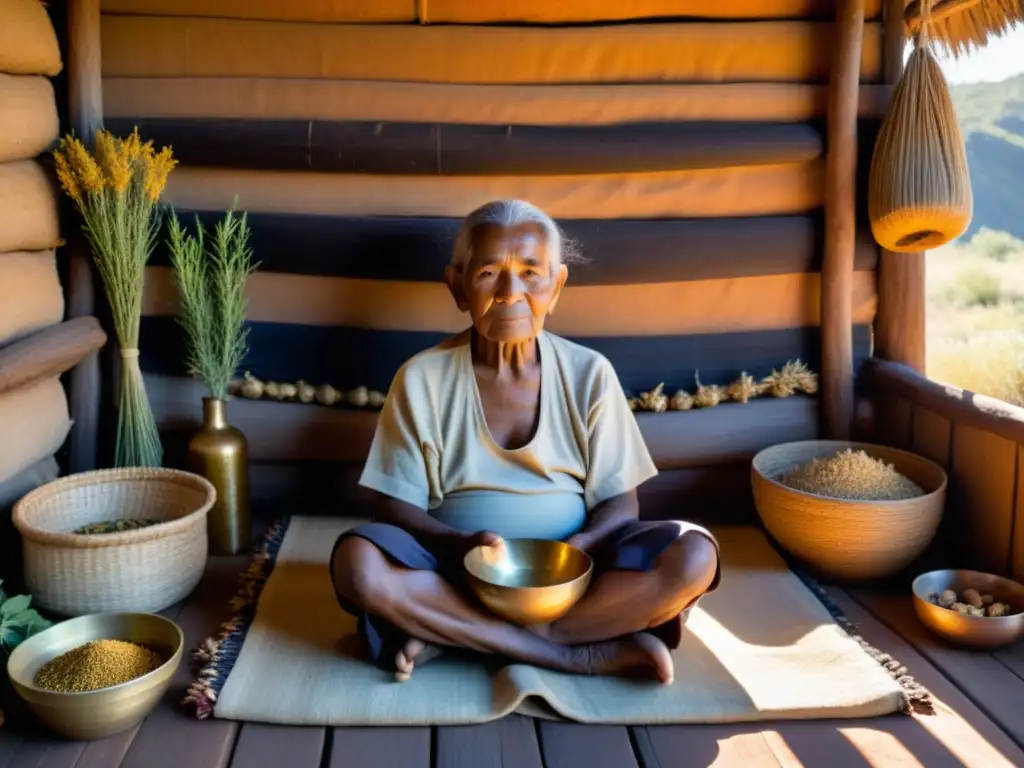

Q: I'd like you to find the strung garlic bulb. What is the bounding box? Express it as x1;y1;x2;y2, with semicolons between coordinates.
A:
693;372;726;408
315;384;341;406
278;383;298;401
670;389;694;411
264;381;282;400
727;372;761;404
638;382;668;412
786;360;819;394
627;398;639;411
296;380;316;403
368;390;386;408
761;364;797;398
240;371;264;399
348;386;369;407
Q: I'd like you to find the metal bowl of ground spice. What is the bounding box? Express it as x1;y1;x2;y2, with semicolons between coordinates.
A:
5;612;183;740
752;440;947;581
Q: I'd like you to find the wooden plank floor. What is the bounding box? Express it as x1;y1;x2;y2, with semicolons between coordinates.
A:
4;558;1024;768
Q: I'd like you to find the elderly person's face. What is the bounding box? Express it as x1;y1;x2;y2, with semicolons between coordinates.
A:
446;222;568;343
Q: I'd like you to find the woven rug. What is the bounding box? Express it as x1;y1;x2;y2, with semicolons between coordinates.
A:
184;516;931;726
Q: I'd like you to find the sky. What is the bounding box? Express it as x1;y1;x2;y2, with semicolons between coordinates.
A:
930;26;1024;84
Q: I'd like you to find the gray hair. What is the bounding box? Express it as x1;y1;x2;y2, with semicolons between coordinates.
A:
449;199;583;270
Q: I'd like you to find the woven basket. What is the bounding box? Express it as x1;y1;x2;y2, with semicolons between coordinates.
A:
12;467;216;617
752;441;947;582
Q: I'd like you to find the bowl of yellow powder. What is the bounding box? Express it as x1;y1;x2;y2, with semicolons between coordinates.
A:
751;441;947;581
5;611;183;740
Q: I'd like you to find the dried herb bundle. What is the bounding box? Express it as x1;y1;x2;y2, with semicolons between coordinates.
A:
52;128;177;467
167;206;258;400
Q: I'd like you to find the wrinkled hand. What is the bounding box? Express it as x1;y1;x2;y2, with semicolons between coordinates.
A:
462;530;505;560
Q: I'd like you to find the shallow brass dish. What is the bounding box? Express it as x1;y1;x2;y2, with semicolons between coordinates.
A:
464;538;593;626
912;569;1024;649
6;612;184;740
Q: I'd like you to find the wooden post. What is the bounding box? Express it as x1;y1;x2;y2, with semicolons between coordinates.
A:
65;0;103;472
820;0;866;440
875;0;927;373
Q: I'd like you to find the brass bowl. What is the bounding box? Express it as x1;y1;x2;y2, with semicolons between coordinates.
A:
464;538;593;625
912;569;1024;649
6;612;184;740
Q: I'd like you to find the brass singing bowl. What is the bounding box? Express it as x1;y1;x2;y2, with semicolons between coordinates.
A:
912;569;1024;649
6;612;184;740
464;539;593;625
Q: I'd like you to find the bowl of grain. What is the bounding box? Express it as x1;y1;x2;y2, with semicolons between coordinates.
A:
5;612;183;740
912;570;1024;648
751;440;947;581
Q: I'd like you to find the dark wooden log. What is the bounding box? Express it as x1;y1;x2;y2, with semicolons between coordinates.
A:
139;316;875;395
0;317;106;396
820;0;866;440
143;373;819;469
65;0;104;473
875;0;926;373
148;211;880;285
107;117;823;175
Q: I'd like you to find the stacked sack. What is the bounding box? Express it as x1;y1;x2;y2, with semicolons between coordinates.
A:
0;2;105;527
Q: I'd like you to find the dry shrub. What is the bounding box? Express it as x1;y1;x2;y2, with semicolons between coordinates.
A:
927;331;1024;407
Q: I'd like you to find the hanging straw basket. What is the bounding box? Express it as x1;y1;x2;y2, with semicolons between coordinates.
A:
868;1;972;253
12;468;216;617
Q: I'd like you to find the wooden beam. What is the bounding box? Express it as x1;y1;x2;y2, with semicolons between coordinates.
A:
143;373;821;469
862;358;1024;446
820;0;866;440
0;318;107;396
65;0;104;472
875;0;927;373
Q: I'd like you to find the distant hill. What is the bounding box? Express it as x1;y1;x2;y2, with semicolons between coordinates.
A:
949;74;1024;239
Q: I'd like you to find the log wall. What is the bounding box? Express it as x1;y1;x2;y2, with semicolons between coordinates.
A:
98;0;890;522
0;0;107;581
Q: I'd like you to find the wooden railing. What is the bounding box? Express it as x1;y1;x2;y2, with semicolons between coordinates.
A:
861;358;1024;580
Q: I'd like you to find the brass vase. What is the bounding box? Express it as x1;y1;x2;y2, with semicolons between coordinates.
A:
188;397;251;555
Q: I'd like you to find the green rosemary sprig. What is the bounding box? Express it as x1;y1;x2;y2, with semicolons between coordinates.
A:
167;205;258;400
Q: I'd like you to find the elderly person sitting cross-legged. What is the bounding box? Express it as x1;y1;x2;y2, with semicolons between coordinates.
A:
331;199;721;685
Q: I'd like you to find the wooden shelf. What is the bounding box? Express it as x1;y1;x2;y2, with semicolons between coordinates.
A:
146;373;819;468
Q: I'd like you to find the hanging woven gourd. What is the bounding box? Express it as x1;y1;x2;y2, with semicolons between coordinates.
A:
868;0;972;252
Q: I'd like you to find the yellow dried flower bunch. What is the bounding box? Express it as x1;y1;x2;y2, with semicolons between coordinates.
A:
54;127;177;207
50;127;178;468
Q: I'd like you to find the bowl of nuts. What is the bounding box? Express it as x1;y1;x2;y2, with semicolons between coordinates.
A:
912;569;1024;649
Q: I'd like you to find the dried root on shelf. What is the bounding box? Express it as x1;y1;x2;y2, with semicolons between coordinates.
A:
226;373;387;410
726;372;761;404
240;371;264;399
634;382;668;412
297;380;316;403
315;384;342;406
761;359;818;398
693;372;726;408
670;389;694;411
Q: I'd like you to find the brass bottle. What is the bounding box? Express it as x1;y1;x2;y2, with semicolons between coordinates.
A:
188;397;251;555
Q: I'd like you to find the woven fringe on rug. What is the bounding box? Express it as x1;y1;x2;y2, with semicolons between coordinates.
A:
793;569;935;716
183;516;293;719
181;516;935;720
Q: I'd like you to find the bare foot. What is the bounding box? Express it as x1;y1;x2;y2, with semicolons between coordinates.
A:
394;637;445;682
585;632;674;685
